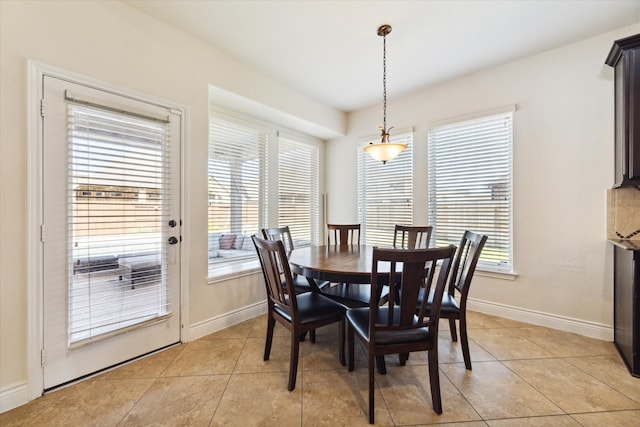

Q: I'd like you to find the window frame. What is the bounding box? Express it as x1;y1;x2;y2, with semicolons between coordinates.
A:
207;107;322;281
427;107;515;274
207;108;268;279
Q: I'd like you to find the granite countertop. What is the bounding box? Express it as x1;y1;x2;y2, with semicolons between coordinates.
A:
609;239;640;250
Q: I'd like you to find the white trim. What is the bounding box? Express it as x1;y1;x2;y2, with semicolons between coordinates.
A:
27;60;189;400
475;268;518;281
27;60;45;403
428;104;517;128
468;298;613;341
189;301;267;341
207;261;262;284
179;96;191;343
0;382;29;413
357;126;414;145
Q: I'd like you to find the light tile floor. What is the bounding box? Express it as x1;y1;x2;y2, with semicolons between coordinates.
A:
2;311;640;426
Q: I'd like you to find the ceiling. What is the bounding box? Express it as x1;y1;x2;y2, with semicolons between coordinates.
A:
123;0;640;113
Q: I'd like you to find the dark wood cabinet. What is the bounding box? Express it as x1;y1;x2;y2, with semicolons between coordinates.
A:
613;244;640;377
606;34;640;187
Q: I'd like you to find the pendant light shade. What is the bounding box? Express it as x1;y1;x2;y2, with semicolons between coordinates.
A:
364;24;406;164
363;139;407;163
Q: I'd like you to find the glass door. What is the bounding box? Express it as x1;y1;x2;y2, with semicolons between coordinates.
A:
41;76;181;389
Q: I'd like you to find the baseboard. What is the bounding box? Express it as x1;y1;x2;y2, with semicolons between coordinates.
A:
468;298;614;341
0;381;29;414
189;300;267;341
186;297;614;342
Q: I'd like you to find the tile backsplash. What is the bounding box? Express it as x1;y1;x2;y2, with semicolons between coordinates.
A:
608;187;640;240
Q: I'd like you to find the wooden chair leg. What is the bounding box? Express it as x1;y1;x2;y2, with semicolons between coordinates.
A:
264;316;275;360
427;348;442;414
376;356;387;374
338;318;346;366
459;313;472;370
448;317;458;342
310;329;316;343
288;330;300;391
368;351;375;424
398;352;409;366
348;324;355;371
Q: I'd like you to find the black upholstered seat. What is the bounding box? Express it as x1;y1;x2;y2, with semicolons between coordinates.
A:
252;235;345;391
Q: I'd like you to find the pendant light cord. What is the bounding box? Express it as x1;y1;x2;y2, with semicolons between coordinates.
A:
382;33;387;133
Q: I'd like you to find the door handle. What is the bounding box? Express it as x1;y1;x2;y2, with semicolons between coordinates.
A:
168;236;179;245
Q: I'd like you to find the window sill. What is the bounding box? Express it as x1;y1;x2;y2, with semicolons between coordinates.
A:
207;259;261;284
476;268;518;281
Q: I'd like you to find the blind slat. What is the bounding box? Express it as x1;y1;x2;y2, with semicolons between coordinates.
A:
208;110;268;267
428;112;513;270
358;131;414;246
68;102;171;344
278;133;320;246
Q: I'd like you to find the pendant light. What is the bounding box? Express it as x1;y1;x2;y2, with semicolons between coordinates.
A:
363;24;407;164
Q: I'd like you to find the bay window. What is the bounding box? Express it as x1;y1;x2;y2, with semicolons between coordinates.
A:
208;108;321;278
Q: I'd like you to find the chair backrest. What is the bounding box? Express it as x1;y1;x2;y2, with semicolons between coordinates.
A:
448;231;488;300
252;235;298;318
327;224;360;245
393;225;433;249
370;246;456;338
262;226;295;252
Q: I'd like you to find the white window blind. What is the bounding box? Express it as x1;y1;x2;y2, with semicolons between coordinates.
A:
358;130;413;246
208;110;267;267
278;132;320;247
68;101;171;345
428;111;513;271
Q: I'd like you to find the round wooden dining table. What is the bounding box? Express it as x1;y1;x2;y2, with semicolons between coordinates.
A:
288;244;398;374
288;244;385;287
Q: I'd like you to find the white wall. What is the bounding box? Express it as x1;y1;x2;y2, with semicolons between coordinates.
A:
0;0;343;410
327;23;640;337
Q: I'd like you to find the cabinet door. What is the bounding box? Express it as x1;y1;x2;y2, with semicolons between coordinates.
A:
613;246;640;377
627;49;640;182
614;57;626;186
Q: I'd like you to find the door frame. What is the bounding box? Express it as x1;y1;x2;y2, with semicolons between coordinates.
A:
27;61;190;400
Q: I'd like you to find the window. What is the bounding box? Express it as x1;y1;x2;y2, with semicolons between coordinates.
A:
358;130;413;246
278;132;320;247
65;92;177;344
208;109;267;271
207;108;322;278
428;109;513;272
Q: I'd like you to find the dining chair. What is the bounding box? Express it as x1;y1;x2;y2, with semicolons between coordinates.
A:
261;226;329;293
419;230;487;370
327;223;360;245
393;224;433;249
252;235;346;391
325;224;390;373
323;223;371;305
346;245;456;424
322;225;390;314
